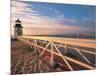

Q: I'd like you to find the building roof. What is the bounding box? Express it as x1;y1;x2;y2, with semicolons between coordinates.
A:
14;18;23;28
15;18;21;23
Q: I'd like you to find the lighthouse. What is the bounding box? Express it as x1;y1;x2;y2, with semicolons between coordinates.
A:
14;18;23;39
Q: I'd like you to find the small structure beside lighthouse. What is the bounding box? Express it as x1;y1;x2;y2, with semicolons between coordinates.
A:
14;18;23;39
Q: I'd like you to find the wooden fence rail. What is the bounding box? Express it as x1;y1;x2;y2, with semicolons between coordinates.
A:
18;36;96;71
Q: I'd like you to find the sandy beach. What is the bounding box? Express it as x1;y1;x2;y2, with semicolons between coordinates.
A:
11;40;65;74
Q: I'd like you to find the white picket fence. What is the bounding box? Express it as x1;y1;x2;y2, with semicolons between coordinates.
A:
18;36;96;71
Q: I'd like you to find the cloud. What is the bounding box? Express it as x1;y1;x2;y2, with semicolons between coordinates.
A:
11;1;94;35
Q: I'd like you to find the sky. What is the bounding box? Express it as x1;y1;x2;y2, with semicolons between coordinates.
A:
11;0;96;35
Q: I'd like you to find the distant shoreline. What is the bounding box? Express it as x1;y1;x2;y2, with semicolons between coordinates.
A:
11;35;95;39
21;35;96;39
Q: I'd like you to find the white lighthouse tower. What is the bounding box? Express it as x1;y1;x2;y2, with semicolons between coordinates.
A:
14;18;23;39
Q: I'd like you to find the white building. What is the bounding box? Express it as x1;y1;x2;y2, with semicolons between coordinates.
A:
14;18;23;39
